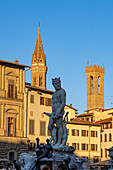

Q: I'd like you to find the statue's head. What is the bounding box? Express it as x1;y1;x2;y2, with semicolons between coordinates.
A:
52;77;61;90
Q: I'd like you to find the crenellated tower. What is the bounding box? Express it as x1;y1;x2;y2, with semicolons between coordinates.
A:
86;64;105;110
31;26;47;89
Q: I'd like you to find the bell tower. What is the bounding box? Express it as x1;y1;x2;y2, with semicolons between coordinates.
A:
86;64;105;110
31;26;47;89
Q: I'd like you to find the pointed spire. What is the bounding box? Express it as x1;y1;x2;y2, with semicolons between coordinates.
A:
34;23;43;61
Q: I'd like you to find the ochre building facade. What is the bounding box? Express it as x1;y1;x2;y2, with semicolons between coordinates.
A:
0;60;29;160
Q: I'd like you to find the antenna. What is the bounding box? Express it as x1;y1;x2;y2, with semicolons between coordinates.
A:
110;96;113;107
87;60;89;66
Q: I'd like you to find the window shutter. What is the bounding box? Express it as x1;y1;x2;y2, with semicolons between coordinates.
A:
6;117;8;136
40;121;45;135
11;85;13;98
13;118;16;137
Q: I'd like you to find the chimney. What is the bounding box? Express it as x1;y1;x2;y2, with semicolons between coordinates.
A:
14;59;19;64
70;104;72;107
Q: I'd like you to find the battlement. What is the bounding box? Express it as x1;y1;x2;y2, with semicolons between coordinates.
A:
86;64;105;74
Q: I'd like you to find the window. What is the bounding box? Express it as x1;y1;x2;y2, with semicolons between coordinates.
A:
8;117;16;137
76;129;79;136
30;95;34;103
91;131;98;137
104;124;108;129
39;76;42;87
81;130;88;137
8;80;17;99
45;98;52;106
81;143;88;150
29;120;34;134
40;97;44;105
34;59;36;63
105;148;107;158
105;134;107;142
98;76;100;94
40;121;46;136
72;143;79;150
91;76;93;94
8;84;14;98
101;134;102;142
91;144;95;151
91;117;93;122
30;111;33;116
77;143;79;150
72;129;76;136
109;133;112;142
91;144;97;151
93;156;99;163
108;122;112;128
72;143;76;150
9;152;15;161
101;149;103;158
67;129;69;135
8;117;14;136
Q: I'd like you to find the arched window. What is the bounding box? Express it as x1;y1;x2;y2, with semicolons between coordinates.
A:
39;76;42;87
105;134;107;142
34;76;36;86
90;76;93;94
101;149;103;158
109;133;112;142
98;76;100;94
105;148;107;158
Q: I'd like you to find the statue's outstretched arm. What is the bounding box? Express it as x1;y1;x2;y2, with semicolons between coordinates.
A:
43;112;51;117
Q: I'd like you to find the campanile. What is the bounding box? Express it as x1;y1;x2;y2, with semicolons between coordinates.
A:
31;26;47;89
86;65;105;110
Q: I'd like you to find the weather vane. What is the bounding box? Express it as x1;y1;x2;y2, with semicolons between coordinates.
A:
38;21;40;27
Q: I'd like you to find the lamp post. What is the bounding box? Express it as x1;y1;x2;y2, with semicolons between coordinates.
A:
36;138;40;148
27;139;30;151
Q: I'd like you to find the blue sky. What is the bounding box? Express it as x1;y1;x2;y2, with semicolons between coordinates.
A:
0;0;113;113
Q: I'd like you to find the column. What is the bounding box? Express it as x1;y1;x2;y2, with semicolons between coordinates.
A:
2;66;5;90
20;69;23;93
1;104;4;128
23;70;25;93
17;70;20;92
0;66;1;89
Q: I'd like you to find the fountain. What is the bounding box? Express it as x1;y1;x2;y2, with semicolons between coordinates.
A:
18;77;89;170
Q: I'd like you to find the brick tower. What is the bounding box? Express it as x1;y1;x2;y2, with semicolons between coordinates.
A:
85;64;105;110
31;26;47;89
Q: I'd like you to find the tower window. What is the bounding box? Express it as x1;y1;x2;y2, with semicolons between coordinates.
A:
34;59;36;63
40;60;42;62
98;76;100;94
39;76;42;87
90;76;93;94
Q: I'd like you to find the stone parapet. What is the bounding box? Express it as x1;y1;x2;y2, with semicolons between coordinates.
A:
86;65;105;74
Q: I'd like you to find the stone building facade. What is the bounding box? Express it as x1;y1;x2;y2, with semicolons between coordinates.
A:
0;59;29;160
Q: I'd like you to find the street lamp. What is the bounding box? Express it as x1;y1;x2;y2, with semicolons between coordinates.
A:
27;139;30;151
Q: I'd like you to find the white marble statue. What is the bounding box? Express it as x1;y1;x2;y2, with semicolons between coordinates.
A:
44;77;67;149
18;152;37;170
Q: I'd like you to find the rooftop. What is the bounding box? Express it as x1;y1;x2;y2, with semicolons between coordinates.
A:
0;59;30;68
68;118;100;126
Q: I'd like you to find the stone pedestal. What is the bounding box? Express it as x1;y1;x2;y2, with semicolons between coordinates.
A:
52;151;78;170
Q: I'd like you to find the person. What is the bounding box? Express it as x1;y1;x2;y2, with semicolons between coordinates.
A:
13;160;21;170
48;77;66;147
